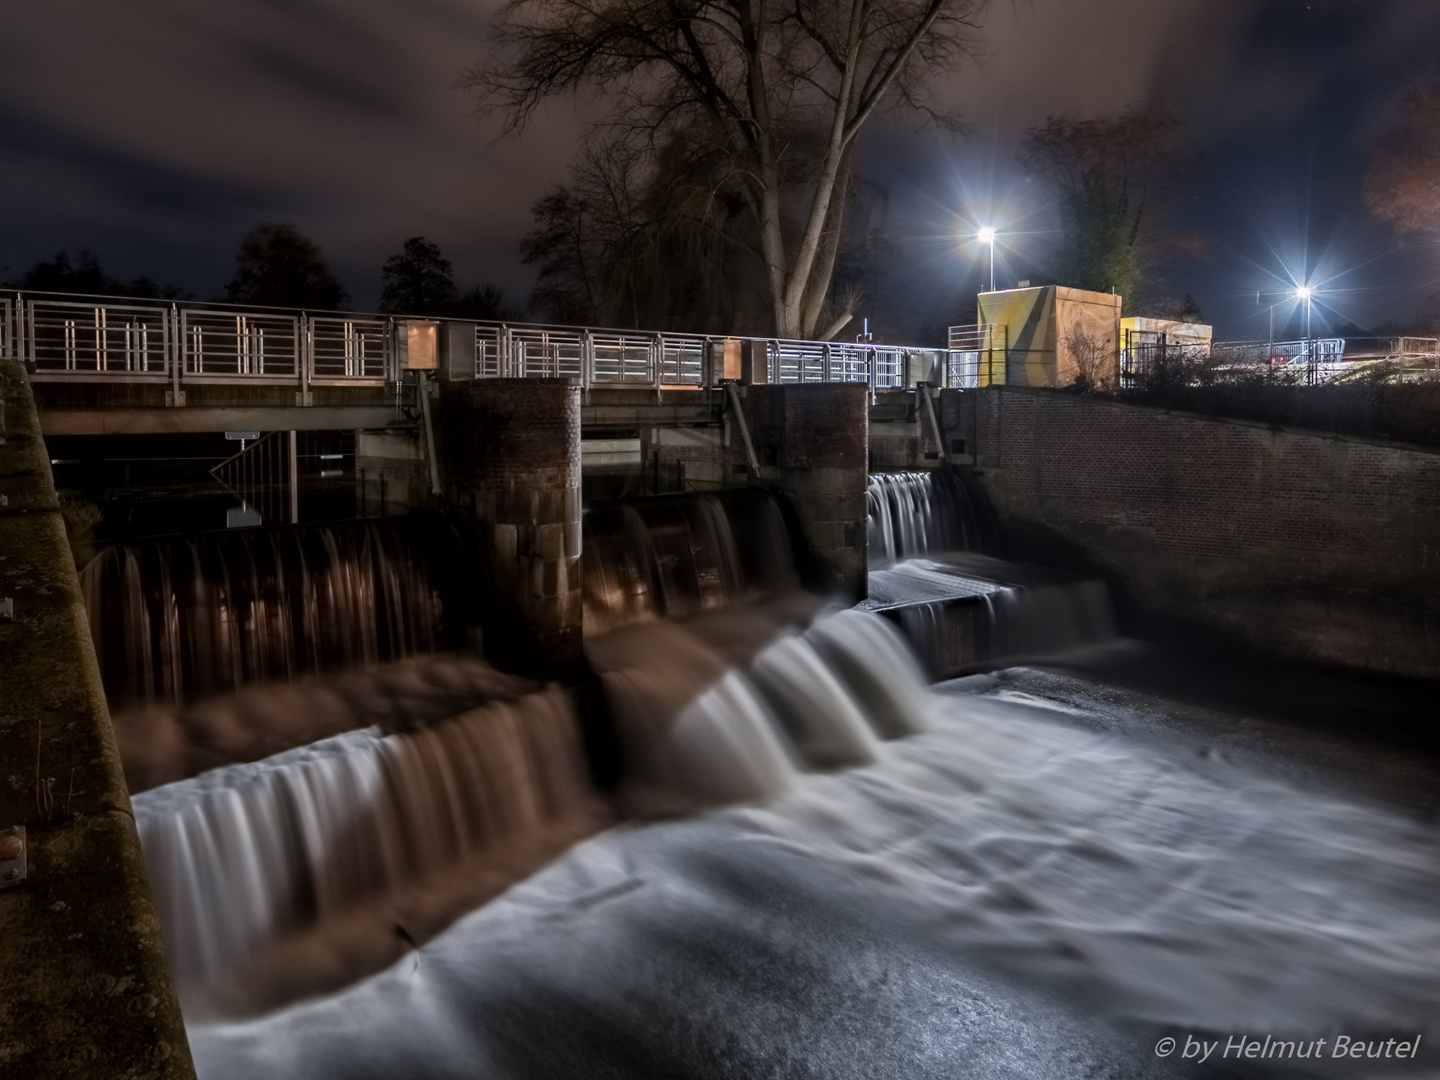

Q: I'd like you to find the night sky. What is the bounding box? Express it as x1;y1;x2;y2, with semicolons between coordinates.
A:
3;0;1438;342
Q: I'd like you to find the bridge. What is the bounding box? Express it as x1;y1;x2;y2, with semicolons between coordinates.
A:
3;291;975;437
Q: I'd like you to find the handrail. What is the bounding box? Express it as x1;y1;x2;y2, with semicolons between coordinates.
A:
0;288;967;397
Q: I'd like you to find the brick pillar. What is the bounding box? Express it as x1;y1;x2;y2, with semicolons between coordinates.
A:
438;379;581;670
741;383;869;600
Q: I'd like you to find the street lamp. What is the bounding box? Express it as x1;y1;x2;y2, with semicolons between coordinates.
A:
978;227;996;292
1296;285;1313;354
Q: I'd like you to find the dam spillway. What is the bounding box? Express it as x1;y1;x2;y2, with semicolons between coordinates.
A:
92;471;1117;1022
48;437;1440;1078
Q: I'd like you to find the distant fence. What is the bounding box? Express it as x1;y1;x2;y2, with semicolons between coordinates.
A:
1124;336;1440;388
0;291;968;400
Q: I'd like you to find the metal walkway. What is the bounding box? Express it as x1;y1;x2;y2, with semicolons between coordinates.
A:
1;291;976;404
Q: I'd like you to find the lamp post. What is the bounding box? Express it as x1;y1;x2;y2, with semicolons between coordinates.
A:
1296;285;1312;338
978;227;996;293
1296;285;1314;382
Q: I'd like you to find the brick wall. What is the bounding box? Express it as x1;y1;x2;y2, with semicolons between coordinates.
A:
942;387;1440;675
438;379;582;668
743;383;870;599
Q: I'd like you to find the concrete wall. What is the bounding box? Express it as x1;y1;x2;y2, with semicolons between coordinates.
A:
0;362;194;1077
355;429;433;515
870;388;947;471
941;386;1440;676
438;379;582;669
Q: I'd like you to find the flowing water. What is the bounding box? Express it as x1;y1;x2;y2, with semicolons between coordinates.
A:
91;474;1440;1075
866;470;1116;675
82;515;468;709
182;629;1440;1079
134;682;607;1018
867;470;981;567
582;488;798;631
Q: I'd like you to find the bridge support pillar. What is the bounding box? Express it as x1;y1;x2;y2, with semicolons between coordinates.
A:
438;379;582;671
738;383;869;601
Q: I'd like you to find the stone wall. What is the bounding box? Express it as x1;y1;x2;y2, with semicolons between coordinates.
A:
0;361;194;1078
938;386;1440;676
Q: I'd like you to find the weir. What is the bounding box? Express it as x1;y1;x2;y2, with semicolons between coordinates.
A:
69;448;1114;1025
13;308;1439;1076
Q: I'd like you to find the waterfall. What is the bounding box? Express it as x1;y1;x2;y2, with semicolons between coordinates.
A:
582;489;798;631
867;470;980;568
870;558;1116;677
81;515;469;710
116;474;1111;1024
588;607;933;814
134;684;606;1018
864;471;1115;675
135;607;934;1018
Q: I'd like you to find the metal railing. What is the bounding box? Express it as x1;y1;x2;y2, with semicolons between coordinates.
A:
1124;337;1440;388
946;323;1007;387
0;290;969;401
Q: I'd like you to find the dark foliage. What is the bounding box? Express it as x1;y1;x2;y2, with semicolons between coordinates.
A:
1019;112;1199;312
439;284;525;323
379;237;457;315
11;248;191;299
1367;59;1440;236
225;224;348;310
520;134;772;333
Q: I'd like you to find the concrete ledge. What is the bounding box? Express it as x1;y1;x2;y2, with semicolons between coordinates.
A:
39;405;396;435
0;361;194;1078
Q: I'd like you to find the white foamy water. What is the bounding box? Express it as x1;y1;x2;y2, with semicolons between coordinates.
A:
134;686;608;1017
184;643;1440;1078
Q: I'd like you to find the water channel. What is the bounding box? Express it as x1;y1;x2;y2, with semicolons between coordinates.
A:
72;464;1440;1078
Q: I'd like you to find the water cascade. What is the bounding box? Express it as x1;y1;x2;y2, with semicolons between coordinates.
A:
134;682;607;1018
586;607;932;814
865;470;1115;675
582;489;798;632
114;475;1109;1028
867;470;981;567
81;515;469;710
136;605;935;1017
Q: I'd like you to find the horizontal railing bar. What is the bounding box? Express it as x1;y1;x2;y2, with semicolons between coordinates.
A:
6;289;970;394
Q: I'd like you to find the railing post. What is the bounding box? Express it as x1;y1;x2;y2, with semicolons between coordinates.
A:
168;304;182;406
298;314;312;406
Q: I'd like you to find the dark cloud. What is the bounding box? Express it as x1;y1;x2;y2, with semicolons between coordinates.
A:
3;0;1436;333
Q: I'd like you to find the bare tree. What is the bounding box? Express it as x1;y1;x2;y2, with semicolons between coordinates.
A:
1019;111;1197;311
521;132;772;331
467;0;986;340
1366;61;1440;235
1062;328;1114;391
